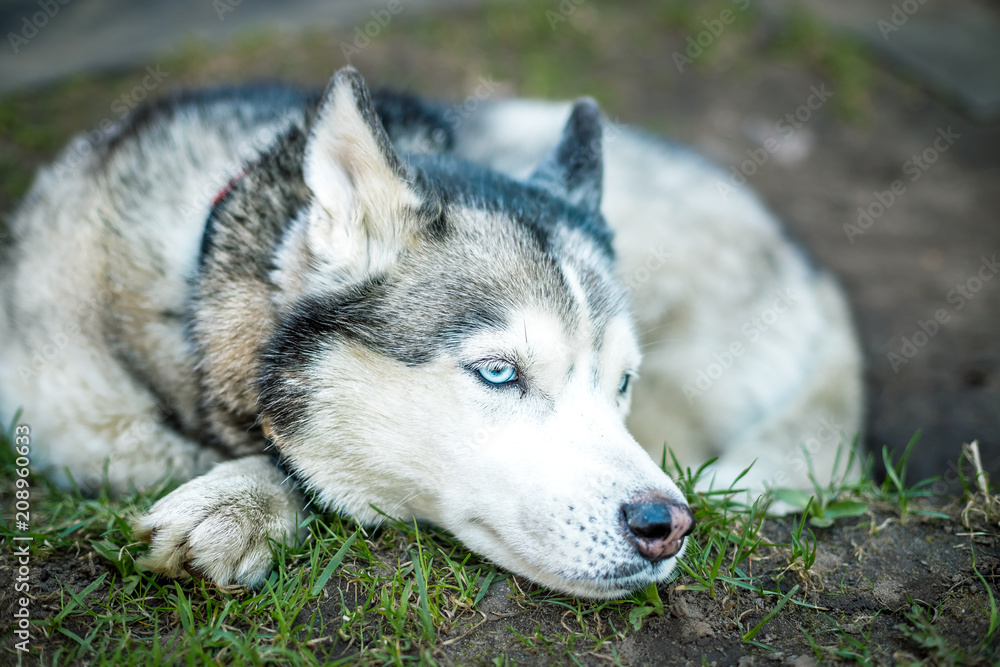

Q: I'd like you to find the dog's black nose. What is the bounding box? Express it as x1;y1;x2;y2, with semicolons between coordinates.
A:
622;498;695;563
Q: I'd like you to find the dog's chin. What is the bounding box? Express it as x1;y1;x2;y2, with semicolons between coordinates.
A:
456;525;688;599
437;508;692;599
529;552;685;600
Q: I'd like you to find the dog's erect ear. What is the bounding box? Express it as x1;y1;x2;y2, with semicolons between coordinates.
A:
528;98;604;215
294;67;421;285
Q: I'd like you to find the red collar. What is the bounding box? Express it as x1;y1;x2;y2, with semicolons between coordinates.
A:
212;168;248;207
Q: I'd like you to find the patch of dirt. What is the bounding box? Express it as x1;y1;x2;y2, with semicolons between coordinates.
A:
0;549;112;662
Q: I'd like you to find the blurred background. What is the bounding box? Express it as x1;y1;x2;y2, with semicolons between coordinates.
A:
1;0;998;487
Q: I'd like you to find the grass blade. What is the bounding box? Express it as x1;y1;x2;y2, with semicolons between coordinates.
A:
742;585;799;642
310;529;359;596
972;545;999;642
410;549;435;642
473;567;497;608
50;572;107;626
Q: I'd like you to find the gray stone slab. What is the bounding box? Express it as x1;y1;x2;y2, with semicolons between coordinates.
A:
861;14;1000;122
788;0;1000;122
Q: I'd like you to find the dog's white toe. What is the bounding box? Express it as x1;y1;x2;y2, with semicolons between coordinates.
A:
131;456;305;587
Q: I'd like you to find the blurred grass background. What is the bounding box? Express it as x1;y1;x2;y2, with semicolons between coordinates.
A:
0;0;875;211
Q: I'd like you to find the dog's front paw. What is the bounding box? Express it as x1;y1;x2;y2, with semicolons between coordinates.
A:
131;456;304;586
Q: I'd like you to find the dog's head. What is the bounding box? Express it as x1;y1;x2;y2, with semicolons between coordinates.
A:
262;68;692;598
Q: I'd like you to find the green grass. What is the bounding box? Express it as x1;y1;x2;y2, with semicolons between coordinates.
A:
804;612;880;665
896;588;999;667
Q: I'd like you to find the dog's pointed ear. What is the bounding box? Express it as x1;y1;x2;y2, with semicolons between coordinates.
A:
279;68;425;296
528;98;604;215
303;67;418;249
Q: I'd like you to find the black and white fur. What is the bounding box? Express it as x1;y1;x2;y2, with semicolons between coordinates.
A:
1;69;706;597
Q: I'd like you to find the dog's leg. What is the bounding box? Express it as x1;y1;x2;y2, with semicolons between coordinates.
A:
132;455;305;586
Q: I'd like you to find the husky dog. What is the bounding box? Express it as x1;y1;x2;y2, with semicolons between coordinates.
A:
0;68;702;598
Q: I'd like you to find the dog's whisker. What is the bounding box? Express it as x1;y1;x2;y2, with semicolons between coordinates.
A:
370;489;422;533
639;335;683;350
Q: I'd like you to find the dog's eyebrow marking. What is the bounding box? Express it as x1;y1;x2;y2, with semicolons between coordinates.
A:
560;262;592;340
559;261;599;384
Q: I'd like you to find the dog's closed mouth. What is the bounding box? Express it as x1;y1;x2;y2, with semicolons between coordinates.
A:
635;535;687;561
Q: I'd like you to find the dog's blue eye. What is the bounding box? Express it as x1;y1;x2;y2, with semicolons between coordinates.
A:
478;364;518;386
618;373;631;394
